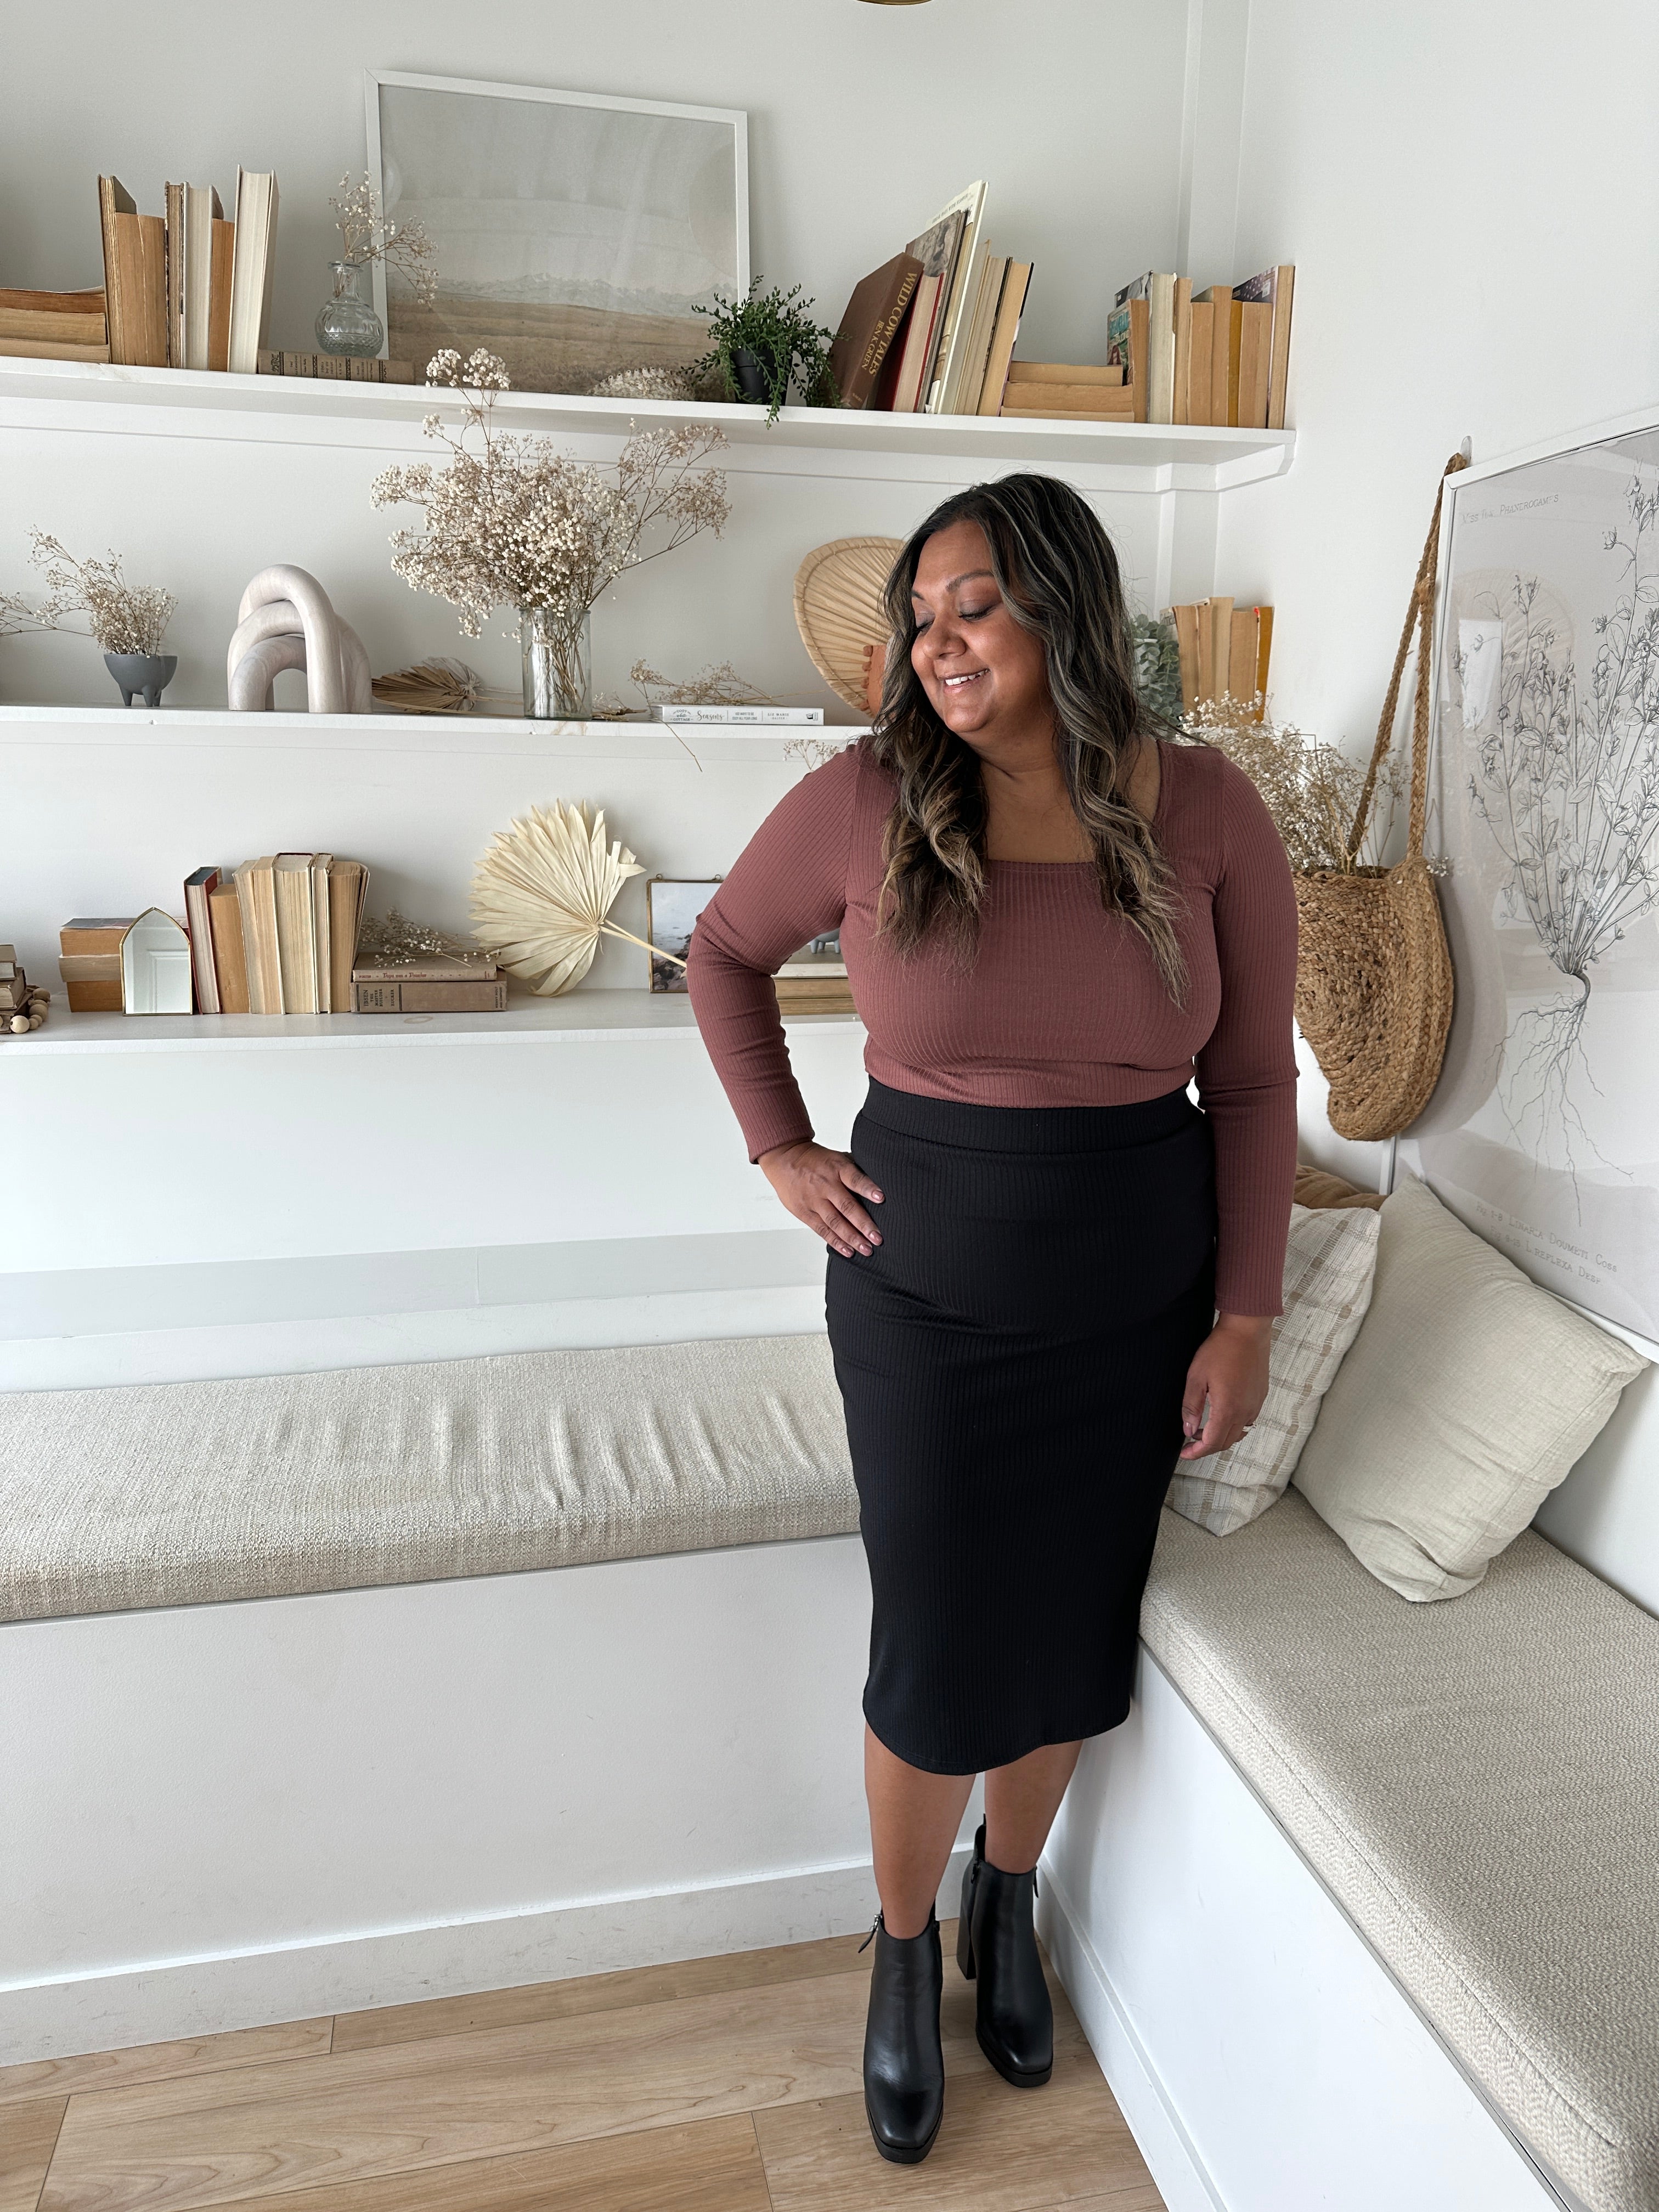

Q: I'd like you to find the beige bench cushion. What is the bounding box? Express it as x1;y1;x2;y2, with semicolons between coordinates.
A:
1144;1492;1659;2212
2;1335;859;1623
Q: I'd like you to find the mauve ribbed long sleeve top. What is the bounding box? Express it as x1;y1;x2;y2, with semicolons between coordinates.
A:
686;737;1299;1315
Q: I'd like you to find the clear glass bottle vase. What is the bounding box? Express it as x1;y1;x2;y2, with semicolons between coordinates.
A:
521;604;593;720
314;261;385;359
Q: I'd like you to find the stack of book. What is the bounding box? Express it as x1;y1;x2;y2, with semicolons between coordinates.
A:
828;182;1033;419
774;939;855;1016
0;288;110;364
351;951;506;1014
59;917;136;1009
257;353;415;383
184;855;368;1014
1170;599;1274;718
997;362;1131;423
65;171;280;373
1103;265;1295;429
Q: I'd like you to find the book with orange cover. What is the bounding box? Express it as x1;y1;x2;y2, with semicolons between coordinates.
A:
98;176;167;366
830;253;923;410
1237;301;1272;429
975;261;1032;416
1128;297;1150;422
1172;278;1194;424
208;216;235;372
327;860;369;1011
1172;603;1201;714
207;883;250;1013
1254;605;1274;717
1187;300;1215;426
1195;285;1233;425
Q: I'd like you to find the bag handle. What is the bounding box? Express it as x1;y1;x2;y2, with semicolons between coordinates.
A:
1345;452;1470;866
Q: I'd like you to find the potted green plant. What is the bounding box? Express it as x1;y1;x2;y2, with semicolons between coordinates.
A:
693;280;838;422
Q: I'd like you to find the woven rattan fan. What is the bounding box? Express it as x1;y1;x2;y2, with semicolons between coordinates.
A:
793;537;904;712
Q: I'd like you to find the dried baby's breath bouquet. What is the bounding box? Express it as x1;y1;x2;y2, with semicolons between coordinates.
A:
1188;694;1404;874
331;174;438;308
371;350;730;636
10;533;176;655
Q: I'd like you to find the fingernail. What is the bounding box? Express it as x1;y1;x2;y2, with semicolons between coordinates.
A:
869;1232;882;1245
871;1192;883;1203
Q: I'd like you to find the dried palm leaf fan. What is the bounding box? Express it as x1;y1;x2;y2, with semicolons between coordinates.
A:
470;801;683;996
1293;453;1468;1140
370;657;519;716
793;537;904;713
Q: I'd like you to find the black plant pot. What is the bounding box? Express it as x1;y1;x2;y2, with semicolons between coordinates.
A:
105;652;178;708
731;347;772;404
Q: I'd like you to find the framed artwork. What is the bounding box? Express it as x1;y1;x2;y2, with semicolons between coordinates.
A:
364;70;749;393
645;877;721;993
1419;407;1659;1338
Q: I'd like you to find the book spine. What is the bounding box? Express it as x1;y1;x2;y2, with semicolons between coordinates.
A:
1267;266;1294;431
1254;605;1274;720
1210;596;1235;701
1128;298;1150;424
1188;301;1215;427
653;706;824;724
1172;278;1193;425
352;979;509;1013
1172;603;1200;716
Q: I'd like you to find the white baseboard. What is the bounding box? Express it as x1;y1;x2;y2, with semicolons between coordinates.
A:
1037;1853;1226;2212
2;1842;976;2064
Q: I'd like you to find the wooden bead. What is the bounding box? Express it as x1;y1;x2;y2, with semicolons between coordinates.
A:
10;1013;28;1034
29;1009;45;1028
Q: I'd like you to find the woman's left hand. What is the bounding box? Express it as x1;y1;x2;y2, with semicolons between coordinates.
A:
1178;1313;1273;1460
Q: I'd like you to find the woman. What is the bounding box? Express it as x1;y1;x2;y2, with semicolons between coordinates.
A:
686;473;1297;2164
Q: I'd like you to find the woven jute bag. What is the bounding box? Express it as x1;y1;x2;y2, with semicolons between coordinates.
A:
1293;453;1467;1141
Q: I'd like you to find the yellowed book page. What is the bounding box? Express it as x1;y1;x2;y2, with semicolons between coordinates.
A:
1210;596;1235;701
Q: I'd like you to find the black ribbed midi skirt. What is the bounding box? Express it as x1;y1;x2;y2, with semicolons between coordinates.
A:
825;1078;1217;1776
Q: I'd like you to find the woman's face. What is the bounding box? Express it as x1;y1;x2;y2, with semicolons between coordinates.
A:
909;518;1051;747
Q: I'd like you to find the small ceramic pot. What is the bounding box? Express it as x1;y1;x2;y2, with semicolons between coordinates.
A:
731;347;772;404
105;653;178;708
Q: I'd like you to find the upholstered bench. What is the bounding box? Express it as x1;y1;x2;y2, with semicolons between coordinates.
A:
1133;1490;1659;2212
2;1333;858;1622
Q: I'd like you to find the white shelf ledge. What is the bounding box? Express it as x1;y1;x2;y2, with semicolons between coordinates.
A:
12;993;862;1055
0;705;864;752
0;357;1295;489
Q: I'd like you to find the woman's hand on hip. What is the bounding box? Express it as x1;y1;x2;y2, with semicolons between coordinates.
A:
1178;1312;1273;1460
759;1139;883;1259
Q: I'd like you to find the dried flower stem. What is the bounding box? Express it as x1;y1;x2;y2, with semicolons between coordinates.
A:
1188;694;1404;874
330;174;439;308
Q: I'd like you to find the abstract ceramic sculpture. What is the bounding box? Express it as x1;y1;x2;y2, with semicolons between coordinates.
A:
227;566;373;713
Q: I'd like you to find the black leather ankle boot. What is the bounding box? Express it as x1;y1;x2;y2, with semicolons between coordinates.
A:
859;1909;945;2162
957;1819;1053;2087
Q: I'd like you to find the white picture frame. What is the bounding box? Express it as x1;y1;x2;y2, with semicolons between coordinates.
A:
363;69;749;392
1419;403;1659;1338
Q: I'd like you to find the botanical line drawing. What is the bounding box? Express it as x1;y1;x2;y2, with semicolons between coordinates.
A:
1461;475;1659;1175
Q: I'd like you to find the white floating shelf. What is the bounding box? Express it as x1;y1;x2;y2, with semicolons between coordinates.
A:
0;357;1295;489
0;704;865;750
14;992;862;1056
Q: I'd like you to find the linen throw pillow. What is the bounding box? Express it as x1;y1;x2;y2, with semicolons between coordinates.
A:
1293;1172;1649;1601
1166;1201;1380;1537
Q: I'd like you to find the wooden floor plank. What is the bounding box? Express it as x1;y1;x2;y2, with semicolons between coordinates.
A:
0;2098;67;2212
755;2041;1158;2212
0;2025;331;2111
332;1926;893;2056
185;2113;773;2212
40;1973;989;2212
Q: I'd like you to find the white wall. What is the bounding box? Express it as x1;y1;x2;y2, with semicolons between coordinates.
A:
2;3;1186;376
1214;0;1659;744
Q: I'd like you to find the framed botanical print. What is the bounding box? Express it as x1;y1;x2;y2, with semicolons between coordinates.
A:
364;70;749;393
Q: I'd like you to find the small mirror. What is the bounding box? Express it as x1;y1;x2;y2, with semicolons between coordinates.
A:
121;908;194;1014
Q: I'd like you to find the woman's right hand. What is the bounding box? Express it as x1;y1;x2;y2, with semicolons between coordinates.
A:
759;1139;884;1259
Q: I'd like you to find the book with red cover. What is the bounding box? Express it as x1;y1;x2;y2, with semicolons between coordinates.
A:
829;253;923;409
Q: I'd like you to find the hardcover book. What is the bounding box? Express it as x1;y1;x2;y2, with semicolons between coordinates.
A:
830;253;923;410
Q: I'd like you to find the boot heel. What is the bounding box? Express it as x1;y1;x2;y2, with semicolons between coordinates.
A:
956;1821;985;1979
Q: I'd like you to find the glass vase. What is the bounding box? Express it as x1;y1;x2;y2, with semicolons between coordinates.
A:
314;260;385;359
521;604;593;720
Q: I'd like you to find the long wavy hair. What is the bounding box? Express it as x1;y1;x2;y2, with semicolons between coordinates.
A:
868;473;1186;997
